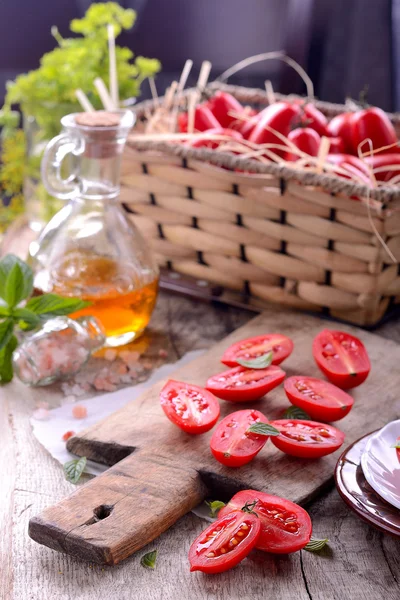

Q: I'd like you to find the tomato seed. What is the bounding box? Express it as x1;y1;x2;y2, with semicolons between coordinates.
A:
207;552;215;558
241;524;249;530
237;531;244;537
220;547;227;554
231;539;238;546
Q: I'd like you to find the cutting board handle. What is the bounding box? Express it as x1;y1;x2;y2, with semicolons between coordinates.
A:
29;451;206;565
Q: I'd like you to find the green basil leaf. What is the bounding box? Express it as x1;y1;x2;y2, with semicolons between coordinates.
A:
26;294;91;317
0;318;14;351
0;254;33;305
247;422;280;437
63;456;87;484
205;500;226;518
304;537;329;553
140;550;157;569
0;305;9;317
11;308;41;331
236;351;273;369
0;334;18;384
283;406;311;420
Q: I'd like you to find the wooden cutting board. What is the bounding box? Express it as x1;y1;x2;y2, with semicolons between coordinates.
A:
28;311;400;566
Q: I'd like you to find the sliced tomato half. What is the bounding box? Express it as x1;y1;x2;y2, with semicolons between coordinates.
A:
284;376;354;422
312;329;370;389
219;490;312;553
221;334;294;367
210;409;269;467
270;419;345;458
206;365;285;402
160;380;220;434
189;509;261;573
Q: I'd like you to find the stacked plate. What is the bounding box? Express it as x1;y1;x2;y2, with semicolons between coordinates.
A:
335;420;400;536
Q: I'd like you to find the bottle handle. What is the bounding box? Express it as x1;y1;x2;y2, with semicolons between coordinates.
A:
41;131;84;201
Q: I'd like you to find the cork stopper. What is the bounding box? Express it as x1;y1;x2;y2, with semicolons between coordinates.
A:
75;111;121;128
75;111;122;159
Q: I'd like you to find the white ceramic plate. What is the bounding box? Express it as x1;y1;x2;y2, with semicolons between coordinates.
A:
361;420;400;510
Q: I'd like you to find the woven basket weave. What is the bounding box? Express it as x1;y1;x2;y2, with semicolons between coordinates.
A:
121;83;400;326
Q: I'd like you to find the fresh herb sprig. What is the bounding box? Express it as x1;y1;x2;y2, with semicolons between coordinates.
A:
63;456;87;484
206;500;226;518
140;550;157;569
0;254;90;383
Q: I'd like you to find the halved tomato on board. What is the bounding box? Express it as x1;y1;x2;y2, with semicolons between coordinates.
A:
284;376;354;422
219;490;312;553
312;329;370;389
210;409;269;467
189;509;261;573
160;380;220;434
221;334;294;367
270;419;345;458
206;365;285;402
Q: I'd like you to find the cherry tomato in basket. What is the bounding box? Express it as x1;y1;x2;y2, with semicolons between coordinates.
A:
230;106;258;135
210;409;269;467
326;153;372;186
285;127;321;161
364;153;400;182
206;91;245;129
189;509;261;573
270;419;345;458
284;376;354;422
178;105;221;133
206;365;285;402
248;102;301;156
312;329;370;389
350;107;399;155
326;113;354;153
219;490;312;553
189;127;243;149
328;136;346;154
160;380;220;434
302;103;329;137
221;333;294;367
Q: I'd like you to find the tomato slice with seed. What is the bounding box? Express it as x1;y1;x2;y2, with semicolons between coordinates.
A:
189;510;261;573
312;329;370;389
210;409;270;467
284;376;354;422
219;490;312;553
221;334;294;367
160;380;220;434
206;365;285;402
270;419;345;458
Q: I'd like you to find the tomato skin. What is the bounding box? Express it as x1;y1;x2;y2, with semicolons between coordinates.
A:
350;107;399;155
396;436;400;463
312;329;370;389
303;103;329;136
328;136;346;154
189;510;261;573
284;376;354;422
178;105;221;132
189;127;243;149
160;380;220;434
326;153;372;187
206;365;285;402
364;153;400;182
248;102;301;156
230;106;258;135
286;127;321;161
210;409;269;467
270;419;345;458
326;113;353;153
221;334;294;368
219;490;312;553
206;92;245;129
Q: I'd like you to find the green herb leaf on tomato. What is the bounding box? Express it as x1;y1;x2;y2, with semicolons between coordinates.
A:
140;550;157;569
63;456;87;484
247;422;280;437
391;443;400;449
304;537;329;552
205;500;226;518
283;405;311;420
236;351;273;370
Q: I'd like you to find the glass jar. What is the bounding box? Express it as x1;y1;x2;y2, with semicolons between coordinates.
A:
29;109;159;348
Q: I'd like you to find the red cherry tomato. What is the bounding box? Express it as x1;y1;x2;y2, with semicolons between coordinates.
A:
270;419;345;458
326;153;372;186
364;153;400;182
219;490;312;553
206;365;285;402
302;103;329;136
221;334;294;367
206;91;245;129
189;127;243;149
210;409;269;467
230;106;258;134
326;113;354;153
248;102;301;156
350;107;399;154
178;105;221;132
189;509;261;573
160;380;220;434
62;430;75;442
286;127;321;161
328;136;346;154
312;329;370;389
284;376;354;422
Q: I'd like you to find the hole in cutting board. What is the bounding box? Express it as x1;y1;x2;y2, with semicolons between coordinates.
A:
84;505;114;526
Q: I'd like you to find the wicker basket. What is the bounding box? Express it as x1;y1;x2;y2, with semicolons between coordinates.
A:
121;83;400;326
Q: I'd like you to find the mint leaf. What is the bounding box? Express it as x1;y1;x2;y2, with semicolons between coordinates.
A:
63;456;87;484
236;351;273;369
11;308;41;331
0;306;9;317
0;254;33;306
205;500;226;518
0;318;14;351
304;537;329;553
247;422;280;437
140;550;157;569
0;334;18;383
26;294;90;317
283;406;311;420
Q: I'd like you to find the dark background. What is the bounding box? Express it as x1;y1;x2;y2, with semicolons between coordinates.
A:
0;0;398;110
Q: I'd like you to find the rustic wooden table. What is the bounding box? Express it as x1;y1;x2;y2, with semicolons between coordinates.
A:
1;291;400;600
